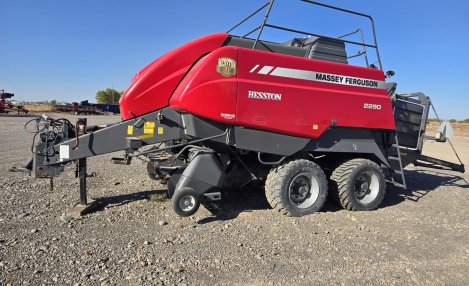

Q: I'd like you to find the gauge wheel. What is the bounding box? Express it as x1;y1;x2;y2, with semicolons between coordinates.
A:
171;187;200;217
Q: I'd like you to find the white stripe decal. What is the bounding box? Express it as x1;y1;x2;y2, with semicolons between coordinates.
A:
270;67;313;81
258;66;275;75
249;64;260;73
266;67;387;89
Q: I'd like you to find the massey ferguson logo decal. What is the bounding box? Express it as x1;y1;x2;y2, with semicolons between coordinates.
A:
248;91;282;101
315;73;379;88
216;57;237;77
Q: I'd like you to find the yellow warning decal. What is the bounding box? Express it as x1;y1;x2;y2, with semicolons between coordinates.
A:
138;134;153;139
158;127;164;135
400;152;407;157
144;122;155;135
127;125;133;135
312;124;319;130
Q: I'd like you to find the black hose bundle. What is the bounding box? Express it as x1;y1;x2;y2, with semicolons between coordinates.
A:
25;115;73;156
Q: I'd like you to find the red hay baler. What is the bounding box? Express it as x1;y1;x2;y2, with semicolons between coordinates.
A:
15;1;464;217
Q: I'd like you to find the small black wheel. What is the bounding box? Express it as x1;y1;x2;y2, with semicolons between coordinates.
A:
171;187;200;217
147;161;173;184
166;173;182;198
329;158;386;211
265;159;328;217
147;168;158;181
146;162;160;181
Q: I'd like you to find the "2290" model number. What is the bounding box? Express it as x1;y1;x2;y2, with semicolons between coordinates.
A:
363;103;382;110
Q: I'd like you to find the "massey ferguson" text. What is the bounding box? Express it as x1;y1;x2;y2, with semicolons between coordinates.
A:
248;91;282;101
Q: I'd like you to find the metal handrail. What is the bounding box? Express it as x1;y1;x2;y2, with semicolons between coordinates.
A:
338;29;361;39
300;0;382;69
227;0;383;70
264;24;378;49
242;25;262;38
226;1;270;33
253;0;276;49
338;29;370;67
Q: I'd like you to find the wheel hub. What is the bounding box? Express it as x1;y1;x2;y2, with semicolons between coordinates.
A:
298;186;308;196
179;195;195;211
360;182;369;192
288;173;320;209
354;171;380;204
355;176;369;199
290;176;310;203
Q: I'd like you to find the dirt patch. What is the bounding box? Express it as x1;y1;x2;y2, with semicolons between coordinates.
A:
426;121;469;137
0;115;468;285
21;104;54;113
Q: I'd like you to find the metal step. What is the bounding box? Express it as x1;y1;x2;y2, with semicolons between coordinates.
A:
386;132;407;189
385;179;406;188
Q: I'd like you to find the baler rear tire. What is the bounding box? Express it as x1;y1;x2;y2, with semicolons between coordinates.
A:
329;159;385;211
265;159;328;217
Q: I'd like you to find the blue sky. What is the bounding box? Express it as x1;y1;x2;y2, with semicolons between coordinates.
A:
1;0;468;119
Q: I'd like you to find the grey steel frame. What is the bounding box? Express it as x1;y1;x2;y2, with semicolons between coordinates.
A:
227;0;383;69
394;98;427;151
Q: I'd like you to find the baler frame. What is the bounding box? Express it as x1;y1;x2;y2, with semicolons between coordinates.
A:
13;0;465;218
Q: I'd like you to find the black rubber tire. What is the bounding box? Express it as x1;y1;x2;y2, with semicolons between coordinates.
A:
329;158;386;211
147;162;173;185
146;161;157;180
166;174;182;198
265;159;328;217
171;187;200;217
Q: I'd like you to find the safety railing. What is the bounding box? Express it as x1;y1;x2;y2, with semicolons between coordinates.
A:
227;0;383;69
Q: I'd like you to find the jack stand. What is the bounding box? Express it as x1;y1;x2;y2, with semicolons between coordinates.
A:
65;158;98;218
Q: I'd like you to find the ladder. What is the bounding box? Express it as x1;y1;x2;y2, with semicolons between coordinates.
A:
386;132;407;189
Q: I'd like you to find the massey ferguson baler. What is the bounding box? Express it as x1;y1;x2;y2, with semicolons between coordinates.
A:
16;0;464;217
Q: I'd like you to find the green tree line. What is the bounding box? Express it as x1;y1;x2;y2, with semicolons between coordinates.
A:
428;118;469;123
96;88;123;104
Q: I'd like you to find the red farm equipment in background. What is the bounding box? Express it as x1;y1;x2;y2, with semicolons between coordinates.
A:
0;90;28;115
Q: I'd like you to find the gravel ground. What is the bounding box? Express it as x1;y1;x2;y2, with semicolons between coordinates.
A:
1;114;468;286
